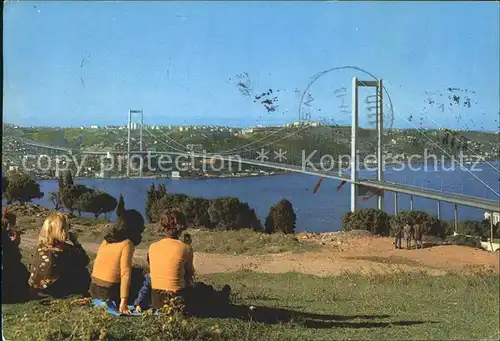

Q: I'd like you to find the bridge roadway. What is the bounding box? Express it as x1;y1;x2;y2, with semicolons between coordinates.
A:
22;141;500;212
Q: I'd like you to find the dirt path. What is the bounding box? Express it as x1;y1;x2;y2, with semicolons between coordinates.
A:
20;235;499;276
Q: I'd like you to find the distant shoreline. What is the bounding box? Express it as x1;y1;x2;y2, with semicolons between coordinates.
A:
36;171;289;181
34;159;500;181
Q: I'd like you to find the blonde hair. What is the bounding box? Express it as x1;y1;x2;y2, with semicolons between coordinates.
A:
39;212;70;246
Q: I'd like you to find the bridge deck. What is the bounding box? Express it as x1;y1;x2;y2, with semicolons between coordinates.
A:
22;142;500;213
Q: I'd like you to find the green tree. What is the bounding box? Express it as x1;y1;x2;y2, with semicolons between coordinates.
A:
76;191;118;218
148;193;188;223
342;209;391;236
61;184;93;216
265;199;296;234
157;184;167;198
146;184;157;222
4;171;44;204
2;175;8;196
57;172;65;204
116;194;125;217
145;183;168;223
208;197;261;230
64;170;74;186
49;192;61;210
391;211;444;237
183;196;212;228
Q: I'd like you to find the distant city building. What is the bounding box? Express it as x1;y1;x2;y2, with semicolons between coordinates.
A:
96;170;109;178
286;121;320;127
186;144;203;152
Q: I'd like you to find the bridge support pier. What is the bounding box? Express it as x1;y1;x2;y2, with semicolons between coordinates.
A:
350;77;359;212
127;109;144;178
490;212;494;242
376;79;384;211
394;192;398;215
454;204;458;233
410;195;414;211
437;201;441;220
352;77;384;212
127;110;131;177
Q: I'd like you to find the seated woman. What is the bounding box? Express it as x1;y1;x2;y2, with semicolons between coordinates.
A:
28;212;91;299
148;210;231;315
134;233;192;312
90;207;145;315
2;209;30;304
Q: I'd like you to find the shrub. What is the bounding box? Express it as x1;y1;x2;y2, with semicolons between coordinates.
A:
265;199;296;234
341;209;391;236
391;211;445;238
235;205;262;231
440;220;456;237
447;235;481;248
148;193;188;223
455;220;490;240
183;196;213;228
482;220;500;240
3;171;44;204
146;183;168;222
208;197;262;231
145;188;261;230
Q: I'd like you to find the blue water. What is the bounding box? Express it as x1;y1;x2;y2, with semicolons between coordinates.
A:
27;161;499;233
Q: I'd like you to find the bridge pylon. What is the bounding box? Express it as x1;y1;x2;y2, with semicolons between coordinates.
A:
351;78;384;212
127;109;144;177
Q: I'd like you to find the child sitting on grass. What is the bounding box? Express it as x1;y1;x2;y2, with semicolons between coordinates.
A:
134;233;193;312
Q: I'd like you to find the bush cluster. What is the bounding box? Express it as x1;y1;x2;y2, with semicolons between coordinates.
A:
342;208;391;236
2;170;44;204
146;184;264;231
390;210;444;237
341;209;499;240
265;199;296;234
56;171;117;218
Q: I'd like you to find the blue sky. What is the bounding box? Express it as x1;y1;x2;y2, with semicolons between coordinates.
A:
3;1;499;130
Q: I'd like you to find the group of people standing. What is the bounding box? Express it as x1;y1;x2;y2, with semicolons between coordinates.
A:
2;204;231;315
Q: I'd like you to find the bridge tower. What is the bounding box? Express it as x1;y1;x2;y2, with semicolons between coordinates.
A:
351;78;384;212
127;109;144;177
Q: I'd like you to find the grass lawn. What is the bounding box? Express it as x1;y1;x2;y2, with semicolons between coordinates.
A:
18;214;319;256
3;268;498;341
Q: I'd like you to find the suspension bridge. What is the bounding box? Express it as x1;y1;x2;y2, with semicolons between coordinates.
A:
20;136;500;213
15;77;500;240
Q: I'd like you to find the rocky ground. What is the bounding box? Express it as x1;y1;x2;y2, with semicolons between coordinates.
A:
3;203;53;219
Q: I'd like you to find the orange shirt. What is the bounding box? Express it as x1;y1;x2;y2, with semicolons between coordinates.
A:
149;238;194;292
91;240;134;299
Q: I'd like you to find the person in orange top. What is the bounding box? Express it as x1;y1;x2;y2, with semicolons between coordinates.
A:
148;209;194;309
148;209;232;315
90;206;145;314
